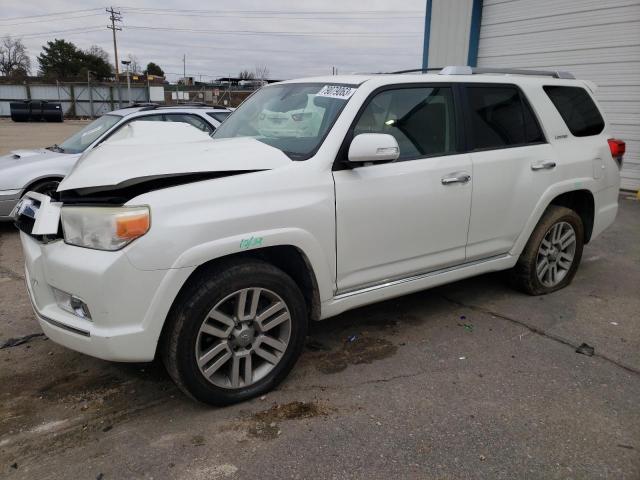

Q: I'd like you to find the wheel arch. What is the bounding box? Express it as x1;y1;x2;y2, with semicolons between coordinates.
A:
548;189;595;243
168;245;322;324
511;183;597;259
21;175;65;196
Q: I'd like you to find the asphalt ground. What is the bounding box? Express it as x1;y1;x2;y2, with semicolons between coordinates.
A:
0;120;638;479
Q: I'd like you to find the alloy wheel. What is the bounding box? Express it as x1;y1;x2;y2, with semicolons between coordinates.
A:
536;221;577;287
195;288;292;389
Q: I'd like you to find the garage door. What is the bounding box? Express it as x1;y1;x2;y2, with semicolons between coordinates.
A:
477;0;640;191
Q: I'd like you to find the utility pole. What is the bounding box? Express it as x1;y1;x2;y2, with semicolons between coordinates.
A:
106;7;122;81
87;70;94;118
182;54;186;104
121;60;131;104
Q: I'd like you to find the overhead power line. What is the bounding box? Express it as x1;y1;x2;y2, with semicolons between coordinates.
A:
0;7;102;22
0;13;105;28
14;26;106;39
125;25;421;37
119;7;422;15
119;11;419;21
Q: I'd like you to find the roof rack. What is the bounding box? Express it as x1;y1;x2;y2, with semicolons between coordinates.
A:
388;67;444;74
439;66;575;79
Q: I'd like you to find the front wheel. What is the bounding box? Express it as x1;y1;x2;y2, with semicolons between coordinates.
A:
511;206;584;295
161;260;308;405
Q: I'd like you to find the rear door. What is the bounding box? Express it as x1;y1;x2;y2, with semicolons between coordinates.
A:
463;84;557;260
333;84;473;293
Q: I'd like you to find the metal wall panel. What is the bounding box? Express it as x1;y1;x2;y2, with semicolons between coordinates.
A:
1;84;158;118
0;85;28;100
478;0;640;190
427;0;474;67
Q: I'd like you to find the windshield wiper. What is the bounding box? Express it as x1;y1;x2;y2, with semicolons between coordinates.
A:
46;144;65;153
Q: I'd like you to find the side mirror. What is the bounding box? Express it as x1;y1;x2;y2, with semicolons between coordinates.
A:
347;133;400;164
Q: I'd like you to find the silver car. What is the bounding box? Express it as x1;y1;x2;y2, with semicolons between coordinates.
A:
0;104;232;220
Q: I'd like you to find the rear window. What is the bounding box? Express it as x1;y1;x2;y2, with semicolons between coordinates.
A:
543;86;604;137
466;86;545;150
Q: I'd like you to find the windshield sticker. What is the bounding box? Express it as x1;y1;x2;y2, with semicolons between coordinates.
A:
317;85;356;100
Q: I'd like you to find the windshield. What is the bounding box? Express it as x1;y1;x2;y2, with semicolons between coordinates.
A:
59;114;122;153
212;83;357;159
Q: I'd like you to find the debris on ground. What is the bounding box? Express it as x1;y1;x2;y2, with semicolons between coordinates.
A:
10;463;18;469
247;401;329;440
316;337;397;374
347;334;358;343
459;356;466;360
575;343;595;356
1;333;45;349
458;322;474;332
610;322;619;326
305;338;331;351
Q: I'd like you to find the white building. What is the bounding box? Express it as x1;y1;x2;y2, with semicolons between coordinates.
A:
423;0;640;191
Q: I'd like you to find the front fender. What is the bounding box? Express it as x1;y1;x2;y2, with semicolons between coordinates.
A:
129;227;336;302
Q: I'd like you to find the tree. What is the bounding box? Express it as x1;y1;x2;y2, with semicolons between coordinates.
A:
238;69;254;80
80;47;112;79
125;54;141;74
0;36;31;77
144;62;164;77
87;45;109;63
254;65;269;82
37;39;82;78
37;39;113;79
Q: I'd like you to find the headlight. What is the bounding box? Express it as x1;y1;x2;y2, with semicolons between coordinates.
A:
61;206;150;251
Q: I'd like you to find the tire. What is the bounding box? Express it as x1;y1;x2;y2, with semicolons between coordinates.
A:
510;206;584;295
161;259;308;406
26;179;60;198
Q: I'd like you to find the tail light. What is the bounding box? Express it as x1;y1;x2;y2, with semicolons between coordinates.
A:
608;138;625;169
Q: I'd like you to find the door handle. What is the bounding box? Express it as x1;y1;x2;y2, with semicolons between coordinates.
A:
441;173;471;185
531;160;556;171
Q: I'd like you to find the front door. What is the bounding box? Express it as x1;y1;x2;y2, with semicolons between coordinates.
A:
333;85;472;293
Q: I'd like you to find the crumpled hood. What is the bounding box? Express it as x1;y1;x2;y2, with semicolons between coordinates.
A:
58;122;292;192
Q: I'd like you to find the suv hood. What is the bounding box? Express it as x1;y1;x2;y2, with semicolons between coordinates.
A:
58;123;292;193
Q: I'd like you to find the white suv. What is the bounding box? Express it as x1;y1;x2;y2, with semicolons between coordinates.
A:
15;66;624;405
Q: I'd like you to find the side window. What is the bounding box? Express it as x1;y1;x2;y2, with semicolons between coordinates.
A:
543;86;604;137
353;87;457;160
466;86;544;150
207;112;230;123
164;114;214;133
129;114;164;123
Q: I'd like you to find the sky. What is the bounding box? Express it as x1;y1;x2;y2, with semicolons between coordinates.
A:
0;0;427;81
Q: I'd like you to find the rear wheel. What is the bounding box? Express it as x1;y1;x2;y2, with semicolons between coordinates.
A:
511;206;584;295
161;260;308;405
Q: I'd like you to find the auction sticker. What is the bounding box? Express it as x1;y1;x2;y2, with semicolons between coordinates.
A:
317;85;356;100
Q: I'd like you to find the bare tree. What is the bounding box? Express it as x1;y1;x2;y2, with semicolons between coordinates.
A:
238;69;254;80
254;65;269;84
125;54;141;74
87;45;110;63
0;36;31;77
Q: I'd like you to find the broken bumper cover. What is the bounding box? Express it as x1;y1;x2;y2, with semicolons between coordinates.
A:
21;232;194;362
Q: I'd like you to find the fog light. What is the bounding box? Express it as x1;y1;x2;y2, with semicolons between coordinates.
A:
52;287;92;320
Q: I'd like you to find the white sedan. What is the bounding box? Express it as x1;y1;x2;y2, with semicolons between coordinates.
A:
0;104;232;220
